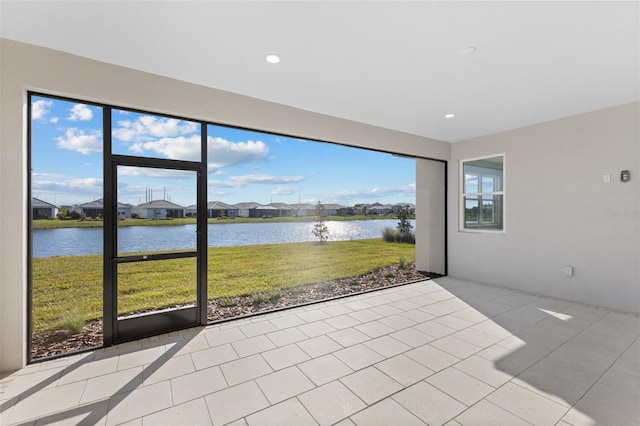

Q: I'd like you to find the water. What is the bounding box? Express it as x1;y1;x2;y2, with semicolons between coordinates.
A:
32;219;414;258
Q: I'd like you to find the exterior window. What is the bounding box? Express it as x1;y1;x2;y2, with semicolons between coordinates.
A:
460;154;504;232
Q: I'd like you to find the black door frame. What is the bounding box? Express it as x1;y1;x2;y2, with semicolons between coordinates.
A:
102;110;208;345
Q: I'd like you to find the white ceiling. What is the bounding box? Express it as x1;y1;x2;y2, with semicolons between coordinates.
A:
1;1;638;142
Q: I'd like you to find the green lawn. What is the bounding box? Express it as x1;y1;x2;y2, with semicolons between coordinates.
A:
32;239;415;333
32;214;408;229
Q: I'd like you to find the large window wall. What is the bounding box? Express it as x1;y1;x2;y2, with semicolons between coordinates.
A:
29;93;428;360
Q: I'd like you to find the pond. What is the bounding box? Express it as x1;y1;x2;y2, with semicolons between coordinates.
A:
32;219;415;257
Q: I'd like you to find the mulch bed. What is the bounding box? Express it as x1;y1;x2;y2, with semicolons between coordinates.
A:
31;263;435;359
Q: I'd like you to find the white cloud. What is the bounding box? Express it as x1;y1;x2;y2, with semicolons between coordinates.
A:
272;186;299;196
207;137;270;171
328;183;416;203
113;116;198;142
32;177;103;194
67;104;93;121
118;167;195;179
49;117;59;123
209;174;304;188
32;100;53;120
138;135;201;161
56;128;102;155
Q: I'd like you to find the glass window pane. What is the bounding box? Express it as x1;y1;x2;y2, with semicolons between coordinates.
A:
30;95;104;359
481;176;494;192
117;257;197;318
464;195;503;230
463;156;503;192
112;109;201;161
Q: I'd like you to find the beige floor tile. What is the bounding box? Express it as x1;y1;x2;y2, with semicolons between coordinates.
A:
298;354;353;386
399;309;436;323
231;335;276;357
170;365;228;405
340;366;403;405
328;328;370;347
32;399;109;426
363;335;411;358
354;321;395;338
269;314;306;330
245;398;317;426
266;328;308;347
570;381;640;425
487;382;568;426
451;328;503;349
513;355;603;407
426;367;495;406
262;344;311;371
297;321;337;338
4;381;85;424
142;354;195;386
470;320;512;339
220;354;273;386
191;343;238;370
453;355;513;388
405;344;459;372
375;354;434;387
296;309;330;323
205;381;270;425
348;309;383;323
58;357;119;386
117;346;166;371
450;307;489;324
105;382;173;426
454;399;530;426
370;305;403;317
378;314;417;331
298;381;366;426
321;305;353;317
413;321;456;339
0;367;64;399
350;398;424;426
389;300;421;312
142;397;212;425
431;336;482;359
203;327;246;347
239;321;278;338
165;335;210;357
390;328;435;347
334;344;385;371
297;335;343;358
598;364;640;395
80;366;143;404
255;367;314;404
325;314;362;330
392;381;466;425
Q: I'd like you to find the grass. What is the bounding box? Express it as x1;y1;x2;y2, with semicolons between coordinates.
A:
32;214;411;230
31;239;415;333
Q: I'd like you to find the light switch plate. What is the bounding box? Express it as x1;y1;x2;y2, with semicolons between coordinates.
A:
603;174;611;183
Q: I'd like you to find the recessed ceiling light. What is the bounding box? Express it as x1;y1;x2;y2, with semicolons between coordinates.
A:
265;54;281;64
445;113;456;119
459;46;477;56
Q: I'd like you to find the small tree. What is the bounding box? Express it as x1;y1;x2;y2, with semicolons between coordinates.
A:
312;201;329;243
397;206;413;233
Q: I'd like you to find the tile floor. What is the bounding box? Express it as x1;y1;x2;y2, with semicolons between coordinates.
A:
1;277;639;425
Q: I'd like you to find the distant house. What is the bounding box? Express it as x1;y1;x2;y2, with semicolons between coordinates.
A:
322;203;343;216
234;202;262;218
32;197;58;219
291;203;316;217
392;203;416;215
368;203;393;215
268;202;295;217
71;198;132;219
249;205;278;218
185;201;238;218
133;200;185;219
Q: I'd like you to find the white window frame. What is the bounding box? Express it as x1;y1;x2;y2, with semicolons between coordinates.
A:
459;153;506;234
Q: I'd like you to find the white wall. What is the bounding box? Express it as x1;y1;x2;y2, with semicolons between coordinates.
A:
0;39;449;372
415;159;446;275
449;103;640;314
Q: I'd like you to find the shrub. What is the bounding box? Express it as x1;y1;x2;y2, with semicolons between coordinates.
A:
60;310;84;335
382;227;415;244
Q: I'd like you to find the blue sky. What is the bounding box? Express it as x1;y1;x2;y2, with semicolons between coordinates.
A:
31;95;416;207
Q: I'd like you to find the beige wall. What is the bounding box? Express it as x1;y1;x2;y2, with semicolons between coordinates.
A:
415;159;446;274
449;102;640;314
0;39;450;372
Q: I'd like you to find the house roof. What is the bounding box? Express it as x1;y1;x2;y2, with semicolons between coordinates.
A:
135;199;185;209
234;202;262;209
32;197;57;208
268;203;295;210
2;2;637;142
78;198;132;209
